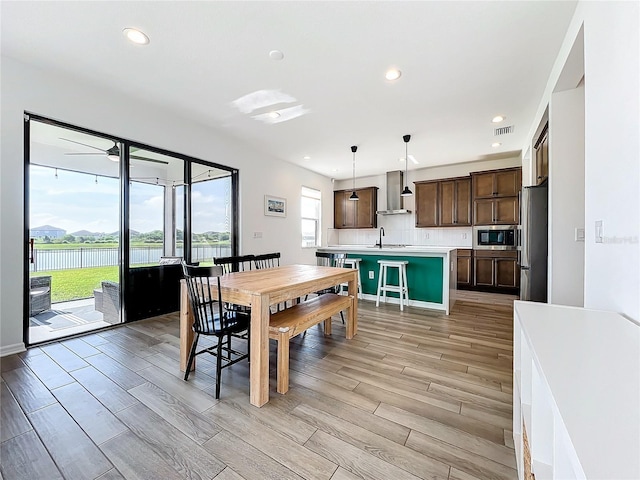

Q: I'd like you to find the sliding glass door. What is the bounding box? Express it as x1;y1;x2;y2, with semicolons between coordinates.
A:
190;163;233;263
26;118;123;343
24;114;239;345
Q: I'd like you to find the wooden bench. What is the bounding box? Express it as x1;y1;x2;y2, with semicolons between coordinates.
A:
269;293;354;394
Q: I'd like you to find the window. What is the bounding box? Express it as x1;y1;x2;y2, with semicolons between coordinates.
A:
301;186;321;247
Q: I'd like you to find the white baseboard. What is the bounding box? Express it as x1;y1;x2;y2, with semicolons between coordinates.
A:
360;293;446;312
0;343;26;357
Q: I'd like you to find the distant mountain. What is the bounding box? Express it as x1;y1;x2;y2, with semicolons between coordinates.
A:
108;230;140;236
31;224;65;232
72;230;101;237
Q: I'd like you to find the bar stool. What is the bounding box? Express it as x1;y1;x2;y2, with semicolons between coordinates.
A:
340;257;363;299
376;260;409;311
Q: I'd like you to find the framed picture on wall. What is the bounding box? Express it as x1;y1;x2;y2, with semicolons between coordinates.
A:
264;195;286;217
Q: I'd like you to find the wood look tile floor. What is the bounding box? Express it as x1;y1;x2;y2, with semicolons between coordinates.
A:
1;293;517;480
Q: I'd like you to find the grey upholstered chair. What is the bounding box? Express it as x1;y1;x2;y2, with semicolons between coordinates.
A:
29;276;51;316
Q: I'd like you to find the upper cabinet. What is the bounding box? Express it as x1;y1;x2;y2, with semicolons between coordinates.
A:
414;177;471;227
471;167;521;225
414;181;439;227
333;187;378;229
472;167;521;199
439;177;471;226
535;123;549;185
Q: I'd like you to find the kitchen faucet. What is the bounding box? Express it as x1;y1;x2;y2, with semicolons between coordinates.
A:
378;227;385;249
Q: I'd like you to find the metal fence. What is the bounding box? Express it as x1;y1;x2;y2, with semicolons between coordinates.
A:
30;245;232;272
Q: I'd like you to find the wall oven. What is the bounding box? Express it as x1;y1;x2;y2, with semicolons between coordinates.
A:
473;225;518;250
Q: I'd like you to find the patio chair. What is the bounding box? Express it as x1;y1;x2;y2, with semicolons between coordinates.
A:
30;276;51;316
99;281;120;324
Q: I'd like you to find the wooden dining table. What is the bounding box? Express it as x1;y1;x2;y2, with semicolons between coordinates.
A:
179;264;358;407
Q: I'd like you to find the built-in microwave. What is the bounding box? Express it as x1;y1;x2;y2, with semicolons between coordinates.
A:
473;225;518;250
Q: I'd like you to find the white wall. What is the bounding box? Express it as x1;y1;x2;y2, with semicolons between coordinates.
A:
548;84;585;307
523;1;639;321
0;57;333;355
332;156;521;247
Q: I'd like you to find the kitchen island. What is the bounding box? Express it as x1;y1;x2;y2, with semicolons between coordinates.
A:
318;246;458;314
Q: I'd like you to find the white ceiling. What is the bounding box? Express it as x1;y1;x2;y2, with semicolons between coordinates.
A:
1;1;577;180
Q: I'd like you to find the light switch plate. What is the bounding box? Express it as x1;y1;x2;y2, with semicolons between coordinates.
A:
595;221;603;243
575;227;585;242
368;271;375;280
253;232;262;239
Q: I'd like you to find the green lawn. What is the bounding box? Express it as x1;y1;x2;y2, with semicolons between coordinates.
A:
31;266;118;303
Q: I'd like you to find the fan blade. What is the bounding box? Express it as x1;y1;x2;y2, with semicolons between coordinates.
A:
130;155;169;165
64;152;106;156
59;137;107;153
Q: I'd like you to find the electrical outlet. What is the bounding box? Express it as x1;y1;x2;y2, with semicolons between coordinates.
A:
461;233;467;240
368;271;374;280
425;232;430;239
253;232;262;239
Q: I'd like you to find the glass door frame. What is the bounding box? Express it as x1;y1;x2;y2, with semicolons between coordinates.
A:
23;113;239;346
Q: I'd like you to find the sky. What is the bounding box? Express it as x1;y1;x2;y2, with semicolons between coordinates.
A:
29;165;231;235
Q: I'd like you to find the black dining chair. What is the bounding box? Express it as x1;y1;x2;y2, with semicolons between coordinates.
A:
213;254;255;315
182;263;250;399
213;254;255;274
253;252;281;270
253;252;290;311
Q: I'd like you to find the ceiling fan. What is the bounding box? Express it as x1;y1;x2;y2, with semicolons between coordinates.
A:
60;138;169;165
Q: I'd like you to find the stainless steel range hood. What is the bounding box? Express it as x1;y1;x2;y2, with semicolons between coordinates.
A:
376;171;412;215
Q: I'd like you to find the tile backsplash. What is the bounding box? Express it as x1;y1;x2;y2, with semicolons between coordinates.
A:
327;214;473;248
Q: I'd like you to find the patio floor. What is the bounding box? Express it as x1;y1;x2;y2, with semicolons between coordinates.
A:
29;297;114;344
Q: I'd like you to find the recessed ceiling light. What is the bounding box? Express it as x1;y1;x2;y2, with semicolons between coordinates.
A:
267;111;280;119
492;142;502;148
385;68;402;81
303;156;311;160
269;50;284;61
492;115;506;123
123;28;150;45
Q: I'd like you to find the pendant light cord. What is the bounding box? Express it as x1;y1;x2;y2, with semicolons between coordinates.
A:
405;141;409;187
349;145;359;200
352;150;356;191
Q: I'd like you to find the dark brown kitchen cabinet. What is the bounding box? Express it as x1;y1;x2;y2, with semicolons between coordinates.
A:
414;181;439;227
495;258;519;288
472;167;521;199
439;177;471;226
333;187;378;229
474;256;495;287
472;167;521;225
457;249;472;287
473;197;519;225
535;123;549;185
473;250;519;290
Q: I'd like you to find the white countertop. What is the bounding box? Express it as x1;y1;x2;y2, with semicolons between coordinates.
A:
321;245;461;254
514;301;640;479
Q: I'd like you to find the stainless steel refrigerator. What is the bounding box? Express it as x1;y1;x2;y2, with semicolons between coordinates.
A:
519;181;548;302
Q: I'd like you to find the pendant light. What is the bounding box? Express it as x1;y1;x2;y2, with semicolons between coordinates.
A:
401;134;413;196
349;145;359;200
